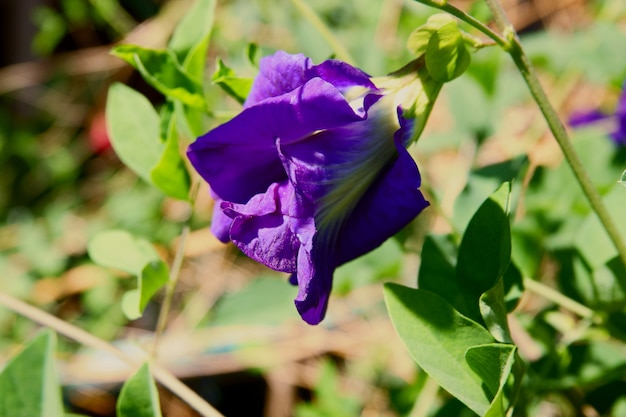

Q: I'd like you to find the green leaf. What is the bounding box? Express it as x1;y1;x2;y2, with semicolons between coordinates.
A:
117;363;162;417
168;0;216;74
465;343;517;417
417;234;462;308
106;83;163;185
122;261;170;320
88;230;169;320
210;276;298;326
0;329;64;417
211;57;254;104
480;279;512;343
150;104;190;201
620;169;626;186
502;261;524;312
456;182;512;322
246;42;260;68
112;45;206;108
425;19;471;82
383;283;495;416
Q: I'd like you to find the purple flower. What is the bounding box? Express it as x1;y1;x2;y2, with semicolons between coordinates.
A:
188;51;429;324
569;82;626;146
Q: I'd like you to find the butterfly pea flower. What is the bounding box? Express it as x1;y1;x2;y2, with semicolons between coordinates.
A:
188;51;432;324
569;82;626;146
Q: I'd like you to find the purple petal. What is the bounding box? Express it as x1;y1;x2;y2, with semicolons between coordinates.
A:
293;236;333;325
307;59;377;91
245;51;378;108
245;52;313;107
569;109;610;127
187;78;367;204
210;196;233;243
336;135;429;264
222;180;315;273
611;83;626;145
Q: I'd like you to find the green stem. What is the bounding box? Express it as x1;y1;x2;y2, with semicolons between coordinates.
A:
0;292;225;417
523;278;600;323
289;0;356;64
482;0;626;280
152;183;200;355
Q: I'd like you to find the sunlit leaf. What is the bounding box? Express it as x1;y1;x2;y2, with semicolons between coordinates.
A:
211;57;254;104
150;104;190;201
112;45;206;108
106;83;163;185
384;283;494;415
466;343;518;417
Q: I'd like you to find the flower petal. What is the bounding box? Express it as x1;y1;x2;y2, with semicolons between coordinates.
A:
611;83;626;145
187;78;367;204
210;196;233;243
336;135;429;265
307;59;377;91
569;109;610;127
222;181;313;273
293;235;333;325
245;51;378;107
245;51;313;107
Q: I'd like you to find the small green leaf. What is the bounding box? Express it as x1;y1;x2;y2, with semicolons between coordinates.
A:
122;261;170;320
211;57;254;104
0;329;64;417
150;105;191;201
88;230;169;320
246;43;260;68
383;283;495;416
106;83;163;185
620;169;626;186
117;364;162;417
112;45;206;108
456;182;512;322
465;343;517;417
425;19;471;82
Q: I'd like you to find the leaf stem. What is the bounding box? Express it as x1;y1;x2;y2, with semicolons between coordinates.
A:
289;0;356;64
523;278;601;324
0;292;225;417
481;0;626;279
152;182;201;355
152;224;190;355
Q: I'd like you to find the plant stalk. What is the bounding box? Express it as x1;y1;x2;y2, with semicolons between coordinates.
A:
0;292;225;417
482;0;626;277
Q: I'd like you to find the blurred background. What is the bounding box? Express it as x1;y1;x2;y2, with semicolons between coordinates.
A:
1;0;626;416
